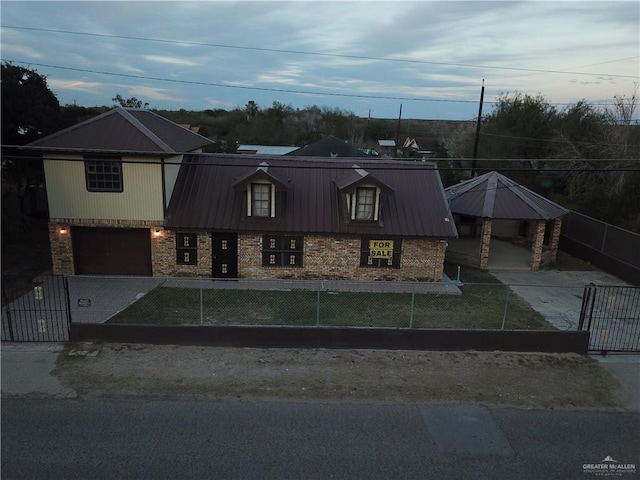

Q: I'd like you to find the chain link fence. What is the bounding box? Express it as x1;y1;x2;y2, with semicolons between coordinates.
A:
65;276;586;331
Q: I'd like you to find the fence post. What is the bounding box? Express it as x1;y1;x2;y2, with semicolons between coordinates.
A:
409;285;415;329
316;281;321;327
2;281;15;341
200;277;204;326
501;287;510;330
64;276;73;336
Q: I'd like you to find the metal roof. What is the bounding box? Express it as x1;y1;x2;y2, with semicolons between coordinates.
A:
26;107;214;155
236;145;299;155
445;171;568;220
285;135;367;157
165;154;458;238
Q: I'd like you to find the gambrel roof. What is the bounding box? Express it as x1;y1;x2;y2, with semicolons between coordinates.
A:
27;107;213;155
445;171;568;220
165;154;458;238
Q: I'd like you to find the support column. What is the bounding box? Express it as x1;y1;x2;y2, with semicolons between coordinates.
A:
530;220;546;271
549;217;563;263
479;218;492;270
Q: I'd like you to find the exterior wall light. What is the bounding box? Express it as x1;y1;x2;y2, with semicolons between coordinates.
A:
59;227;68;235
153;229;162;238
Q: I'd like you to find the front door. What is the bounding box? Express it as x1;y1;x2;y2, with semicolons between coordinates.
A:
212;233;238;278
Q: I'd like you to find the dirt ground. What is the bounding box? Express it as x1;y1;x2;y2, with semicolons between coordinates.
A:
54;342;622;409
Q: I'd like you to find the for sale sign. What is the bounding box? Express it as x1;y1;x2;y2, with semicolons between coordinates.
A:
369;240;394;259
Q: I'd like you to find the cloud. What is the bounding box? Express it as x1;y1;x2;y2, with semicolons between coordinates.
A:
142;55;198;67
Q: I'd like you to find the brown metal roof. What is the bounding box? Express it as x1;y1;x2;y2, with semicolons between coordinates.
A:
165;154;458;238
26;107;213;155
445;171;568;220
285;135;367;157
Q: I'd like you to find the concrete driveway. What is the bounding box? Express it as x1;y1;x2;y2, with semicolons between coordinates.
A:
489;269;629;331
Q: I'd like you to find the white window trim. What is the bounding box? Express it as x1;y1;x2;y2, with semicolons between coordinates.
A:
247;181;276;218
350;184;381;221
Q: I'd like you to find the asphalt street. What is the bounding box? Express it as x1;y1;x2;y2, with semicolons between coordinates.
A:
2;397;638;480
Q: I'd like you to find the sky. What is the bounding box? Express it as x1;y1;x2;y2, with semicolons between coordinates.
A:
1;1;639;120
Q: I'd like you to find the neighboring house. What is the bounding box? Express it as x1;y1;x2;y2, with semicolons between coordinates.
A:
26;107;214;276
236;144;299;155
377;139;396;157
162;155;458;281
444;171;568;270
286;135;367;157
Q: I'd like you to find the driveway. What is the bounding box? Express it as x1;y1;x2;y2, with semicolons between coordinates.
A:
489;269;628;331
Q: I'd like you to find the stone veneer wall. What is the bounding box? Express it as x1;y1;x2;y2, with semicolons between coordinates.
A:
238;234;446;281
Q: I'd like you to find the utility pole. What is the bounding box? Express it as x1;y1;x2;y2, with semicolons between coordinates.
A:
395;103;403;155
472;79;485;177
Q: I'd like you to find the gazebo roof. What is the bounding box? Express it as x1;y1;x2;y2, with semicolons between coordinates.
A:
444;171;568;220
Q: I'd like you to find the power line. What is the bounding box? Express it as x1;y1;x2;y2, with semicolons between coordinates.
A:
3;151;640;172
3;25;638;79
2;59;632;108
1;59;486;105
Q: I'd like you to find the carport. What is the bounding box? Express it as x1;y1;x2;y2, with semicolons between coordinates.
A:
444;171;568;271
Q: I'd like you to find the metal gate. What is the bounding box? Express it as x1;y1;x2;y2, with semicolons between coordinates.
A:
579;284;640;353
1;275;71;342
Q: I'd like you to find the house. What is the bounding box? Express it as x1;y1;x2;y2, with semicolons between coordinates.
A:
162;154;458;281
444;171;568;270
236;144;299;155
377;139;396;156
27;109;458;281
26;107;214;276
286;135;367;157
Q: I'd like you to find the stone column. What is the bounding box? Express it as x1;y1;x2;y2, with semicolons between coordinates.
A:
530;220;546;270
479;219;492;270
549;217;563;263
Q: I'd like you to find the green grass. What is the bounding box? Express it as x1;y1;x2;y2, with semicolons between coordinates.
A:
108;279;551;330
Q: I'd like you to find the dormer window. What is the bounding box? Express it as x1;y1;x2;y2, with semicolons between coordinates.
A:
335;164;393;224
355;187;376;221
250;183;272;217
233;162;288;219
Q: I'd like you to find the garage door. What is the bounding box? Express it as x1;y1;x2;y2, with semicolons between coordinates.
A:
72;227;152;275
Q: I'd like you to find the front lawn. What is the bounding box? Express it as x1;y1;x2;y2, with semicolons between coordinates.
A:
107;278;550;330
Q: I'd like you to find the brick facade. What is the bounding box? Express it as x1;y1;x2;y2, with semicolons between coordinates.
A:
529;220;546;271
49;220;447;281
48;218;162;275
479;219;492;269
238;234;446;281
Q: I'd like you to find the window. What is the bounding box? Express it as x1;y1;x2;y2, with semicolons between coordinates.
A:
176;233;198;265
355;187;376;221
85;159;123;192
251;183;271;217
262;235;303;267
360;238;401;268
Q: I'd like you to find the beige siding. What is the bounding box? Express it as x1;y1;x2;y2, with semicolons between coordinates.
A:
44;156;164;221
163;154;184;208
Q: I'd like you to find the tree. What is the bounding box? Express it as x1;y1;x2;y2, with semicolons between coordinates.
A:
112;94;149;109
1;63;61;237
244;100;259;120
1;62;61;146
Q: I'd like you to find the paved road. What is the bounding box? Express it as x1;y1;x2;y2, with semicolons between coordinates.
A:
2;398;638;480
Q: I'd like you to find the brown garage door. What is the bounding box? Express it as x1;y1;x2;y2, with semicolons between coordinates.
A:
72;227;152;275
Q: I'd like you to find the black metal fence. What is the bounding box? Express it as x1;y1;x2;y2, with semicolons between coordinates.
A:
561;211;640;283
1;275;71;342
579;284;640;353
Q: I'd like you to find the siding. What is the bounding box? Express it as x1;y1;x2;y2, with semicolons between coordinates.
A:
44;156;164;221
